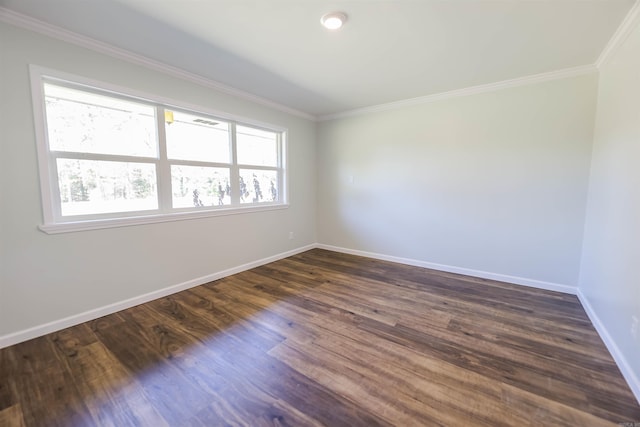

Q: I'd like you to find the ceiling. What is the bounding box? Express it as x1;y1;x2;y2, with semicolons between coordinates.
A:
1;0;635;118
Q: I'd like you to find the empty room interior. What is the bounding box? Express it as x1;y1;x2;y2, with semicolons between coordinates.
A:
1;0;640;425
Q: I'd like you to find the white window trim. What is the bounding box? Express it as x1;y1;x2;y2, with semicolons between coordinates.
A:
30;65;289;234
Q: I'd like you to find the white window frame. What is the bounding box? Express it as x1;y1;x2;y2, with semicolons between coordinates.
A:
30;65;288;234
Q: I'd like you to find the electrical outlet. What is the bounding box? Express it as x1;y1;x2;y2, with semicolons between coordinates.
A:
632;315;639;340
288;231;294;240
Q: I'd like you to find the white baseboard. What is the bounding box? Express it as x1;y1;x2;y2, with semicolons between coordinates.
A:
0;244;316;349
316;244;578;295
577;289;640;405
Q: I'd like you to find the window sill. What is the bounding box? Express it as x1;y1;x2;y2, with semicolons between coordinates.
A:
39;204;289;234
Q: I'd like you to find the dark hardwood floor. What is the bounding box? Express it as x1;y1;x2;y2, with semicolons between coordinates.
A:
1;249;639;426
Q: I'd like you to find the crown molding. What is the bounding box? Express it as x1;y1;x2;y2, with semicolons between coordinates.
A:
596;0;640;68
319;64;598;121
0;7;316;121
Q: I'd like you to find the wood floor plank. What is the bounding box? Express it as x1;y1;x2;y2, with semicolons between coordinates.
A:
1;248;639;426
121;305;299;427
0;404;26;427
50;337;168;427
91;310;213;425
2;336;94;426
133;290;391;426
264;298;584;425
311;316;619;426
165;289;391;426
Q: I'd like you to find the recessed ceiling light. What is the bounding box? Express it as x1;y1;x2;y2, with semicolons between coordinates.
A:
321;12;347;30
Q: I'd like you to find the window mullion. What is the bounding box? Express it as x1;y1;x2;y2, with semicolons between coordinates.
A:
229;123;240;206
278;133;286;204
156;106;172;212
49;156;64;220
50;151;158;163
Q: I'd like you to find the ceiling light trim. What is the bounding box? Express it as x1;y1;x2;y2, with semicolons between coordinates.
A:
0;7;315;121
318;64;598;121
321;12;347;30
596;0;640;68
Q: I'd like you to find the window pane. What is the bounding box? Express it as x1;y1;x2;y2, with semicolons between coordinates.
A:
45;84;157;157
239;169;278;204
165;110;230;163
236;125;278;167
57;159;157;216
171;165;230;208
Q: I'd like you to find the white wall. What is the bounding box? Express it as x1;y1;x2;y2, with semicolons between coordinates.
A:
0;22;317;340
317;75;598;288
579;17;640;397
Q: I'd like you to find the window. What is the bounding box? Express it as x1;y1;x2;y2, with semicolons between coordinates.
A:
31;67;287;233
